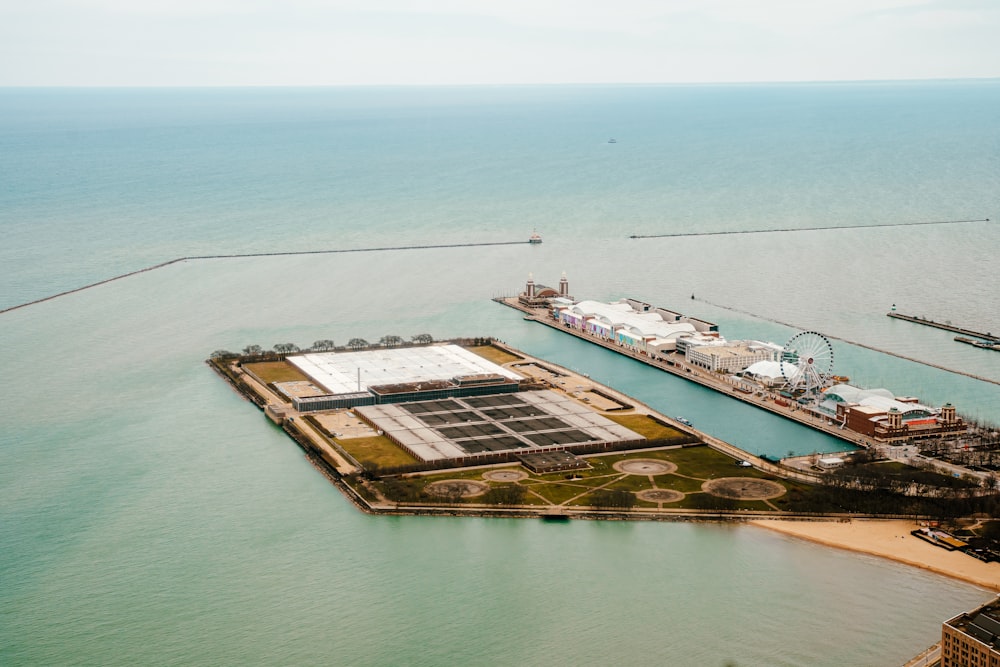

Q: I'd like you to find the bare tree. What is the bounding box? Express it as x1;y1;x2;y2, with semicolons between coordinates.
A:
379;335;404;348
411;333;433;344
311;339;336;351
347;338;368;350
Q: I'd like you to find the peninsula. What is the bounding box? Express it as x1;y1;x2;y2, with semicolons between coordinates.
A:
208;335;1000;593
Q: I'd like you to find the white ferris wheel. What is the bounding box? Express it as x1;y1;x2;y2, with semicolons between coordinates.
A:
780;331;835;394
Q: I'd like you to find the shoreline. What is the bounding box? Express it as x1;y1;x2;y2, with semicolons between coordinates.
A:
751;519;1000;592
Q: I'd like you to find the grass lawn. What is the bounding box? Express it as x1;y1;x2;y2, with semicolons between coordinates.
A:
338;436;419;468
244;361;311;384
649;476;705;493
656;446;760;480
523;477;616;505
468;345;523;366
358;446;809;512
604;414;688;440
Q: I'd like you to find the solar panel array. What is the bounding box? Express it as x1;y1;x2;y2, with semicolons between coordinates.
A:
355;389;643;462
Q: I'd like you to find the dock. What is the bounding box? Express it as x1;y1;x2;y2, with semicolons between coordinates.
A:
887;312;999;344
955;336;1000;352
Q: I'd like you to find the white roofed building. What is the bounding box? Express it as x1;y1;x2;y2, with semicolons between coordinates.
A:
820;383;967;441
685;340;783;374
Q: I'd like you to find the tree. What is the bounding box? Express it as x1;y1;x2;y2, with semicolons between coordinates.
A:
311;339;336;351
210;349;237;359
411;333;433;344
347;338;368;350
379;335;403;348
242;344;263;356
273;343;300;354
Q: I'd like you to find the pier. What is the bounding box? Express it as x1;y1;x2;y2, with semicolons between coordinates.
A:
496;297;874;450
887;312;999;344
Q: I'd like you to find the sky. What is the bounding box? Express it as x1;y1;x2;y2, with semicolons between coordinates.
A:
1;0;998;86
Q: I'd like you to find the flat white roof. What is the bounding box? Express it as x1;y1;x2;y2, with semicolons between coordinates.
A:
288;344;523;396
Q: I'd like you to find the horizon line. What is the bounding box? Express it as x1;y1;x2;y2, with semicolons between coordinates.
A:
2;76;999;90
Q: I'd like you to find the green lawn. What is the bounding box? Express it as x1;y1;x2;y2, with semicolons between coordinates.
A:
338;436;419;468
244;361;310;384
468;345;523;365
604;414;689;440
346;445;807;512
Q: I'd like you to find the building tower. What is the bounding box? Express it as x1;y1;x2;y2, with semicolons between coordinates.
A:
941;403;957;424
559;271;569;297
887;407;902;430
526;273;536;299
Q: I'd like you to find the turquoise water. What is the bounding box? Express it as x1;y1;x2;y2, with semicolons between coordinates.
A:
2;83;999;666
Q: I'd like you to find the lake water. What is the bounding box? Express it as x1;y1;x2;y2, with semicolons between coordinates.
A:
1;83;998;665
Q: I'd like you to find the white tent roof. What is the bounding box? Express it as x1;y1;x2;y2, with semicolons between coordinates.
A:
569;301;699;341
824;384;895;404
859;396;933;415
743;360;798;380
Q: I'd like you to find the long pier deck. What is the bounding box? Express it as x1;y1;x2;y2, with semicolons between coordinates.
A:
496;297;872;450
888;312;999;343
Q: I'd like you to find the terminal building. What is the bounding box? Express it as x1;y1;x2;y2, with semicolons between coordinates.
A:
818;384;966;442
519;271;572;307
942;597;1000;666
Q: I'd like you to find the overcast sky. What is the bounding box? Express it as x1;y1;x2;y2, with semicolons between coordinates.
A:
1;0;998;86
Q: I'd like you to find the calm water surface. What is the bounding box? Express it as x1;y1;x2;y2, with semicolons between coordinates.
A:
1;83;998;666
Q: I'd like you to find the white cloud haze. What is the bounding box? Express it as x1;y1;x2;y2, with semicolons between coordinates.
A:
1;0;997;85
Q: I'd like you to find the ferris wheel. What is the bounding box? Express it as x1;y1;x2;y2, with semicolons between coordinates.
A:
781;331;835;394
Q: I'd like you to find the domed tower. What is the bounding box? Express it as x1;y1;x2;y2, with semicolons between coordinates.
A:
941;403;957;424
887;407;902;430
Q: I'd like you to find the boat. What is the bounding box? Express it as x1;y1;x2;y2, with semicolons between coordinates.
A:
608;138;617;144
676;416;692;426
528;231;542;244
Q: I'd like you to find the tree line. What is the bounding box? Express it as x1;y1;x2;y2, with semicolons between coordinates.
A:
210;333;438;360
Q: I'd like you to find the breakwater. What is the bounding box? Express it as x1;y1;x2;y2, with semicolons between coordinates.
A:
888;312;1000;344
630;217;990;239
0;240;530;316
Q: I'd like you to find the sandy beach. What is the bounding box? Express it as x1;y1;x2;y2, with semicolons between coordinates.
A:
752;519;1000;592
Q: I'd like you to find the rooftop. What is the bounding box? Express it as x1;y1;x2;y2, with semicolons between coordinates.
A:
947;598;1000;651
288;344;523;396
